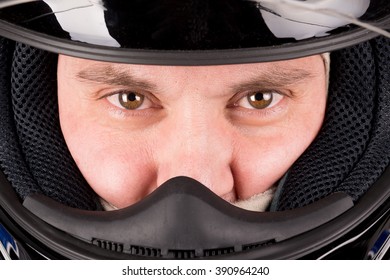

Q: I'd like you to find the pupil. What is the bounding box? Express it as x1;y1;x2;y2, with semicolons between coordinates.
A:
255;93;264;101
128;93;137;102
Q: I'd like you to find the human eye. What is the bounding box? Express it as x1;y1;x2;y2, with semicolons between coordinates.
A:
106;90;153;110
236;91;284;110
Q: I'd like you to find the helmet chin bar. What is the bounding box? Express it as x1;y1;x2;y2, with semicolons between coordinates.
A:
23;176;354;259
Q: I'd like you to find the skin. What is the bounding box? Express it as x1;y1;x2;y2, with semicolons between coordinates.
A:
57;55;327;209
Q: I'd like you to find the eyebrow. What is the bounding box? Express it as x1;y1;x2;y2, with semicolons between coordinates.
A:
76;64;319;97
76;65;158;91
230;67;318;93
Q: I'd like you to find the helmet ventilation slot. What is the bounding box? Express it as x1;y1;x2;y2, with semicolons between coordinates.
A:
242;239;276;251
203;246;235;257
92;238;123;253
129;245;162;258
167;249;196;259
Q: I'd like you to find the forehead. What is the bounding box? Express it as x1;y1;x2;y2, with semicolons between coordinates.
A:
59;54;324;78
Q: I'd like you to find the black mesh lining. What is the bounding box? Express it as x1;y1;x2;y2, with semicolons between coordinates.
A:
0;37;101;210
0;38;40;199
276;36;390;210
0;36;389;211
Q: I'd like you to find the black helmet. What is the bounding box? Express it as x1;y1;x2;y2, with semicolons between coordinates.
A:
0;0;389;260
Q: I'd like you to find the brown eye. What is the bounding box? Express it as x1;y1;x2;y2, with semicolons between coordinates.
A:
247;92;273;109
118;92;145;110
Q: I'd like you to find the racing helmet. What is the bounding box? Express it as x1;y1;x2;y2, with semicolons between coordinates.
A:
0;0;389;259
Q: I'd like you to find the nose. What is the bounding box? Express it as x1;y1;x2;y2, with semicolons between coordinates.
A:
155;108;236;201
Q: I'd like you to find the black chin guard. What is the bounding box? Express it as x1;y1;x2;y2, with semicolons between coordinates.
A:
23;176;353;259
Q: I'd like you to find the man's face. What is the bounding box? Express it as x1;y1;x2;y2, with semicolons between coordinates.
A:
57;55;327;209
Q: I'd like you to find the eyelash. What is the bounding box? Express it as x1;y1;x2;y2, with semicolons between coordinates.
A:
232;90;285;110
102;90;160;117
106;91;152;110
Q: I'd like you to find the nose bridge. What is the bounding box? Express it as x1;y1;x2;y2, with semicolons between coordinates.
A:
170;92;224;151
169;105;226;166
180;109;214;156
156;104;234;195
